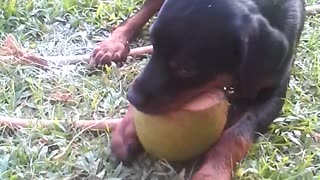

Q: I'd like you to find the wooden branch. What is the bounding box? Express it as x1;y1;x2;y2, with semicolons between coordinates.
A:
129;45;153;56
0;44;153;66
46;45;153;65
0;116;122;131
306;4;320;16
0;34;48;67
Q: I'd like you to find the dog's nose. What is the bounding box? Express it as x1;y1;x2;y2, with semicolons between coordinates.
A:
127;87;148;109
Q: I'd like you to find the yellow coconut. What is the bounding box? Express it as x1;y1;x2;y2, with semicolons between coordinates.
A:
133;90;230;161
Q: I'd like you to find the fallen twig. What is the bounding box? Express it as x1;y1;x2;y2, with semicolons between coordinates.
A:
45;45;153;65
0;34;153;67
0;116;122;131
0;34;48;67
306;4;320;16
0;45;153;66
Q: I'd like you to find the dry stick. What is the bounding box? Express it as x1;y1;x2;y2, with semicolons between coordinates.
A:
306;4;320;16
43;45;153;65
0;116;121;131
0;45;153;66
0;34;49;67
129;45;153;56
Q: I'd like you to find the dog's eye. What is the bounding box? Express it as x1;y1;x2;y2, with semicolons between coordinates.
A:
168;62;196;78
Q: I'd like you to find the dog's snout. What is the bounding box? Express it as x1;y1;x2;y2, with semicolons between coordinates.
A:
127;86;148;109
126;60;167;111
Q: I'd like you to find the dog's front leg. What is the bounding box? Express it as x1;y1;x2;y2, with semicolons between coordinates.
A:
90;0;164;66
110;104;143;162
192;79;289;180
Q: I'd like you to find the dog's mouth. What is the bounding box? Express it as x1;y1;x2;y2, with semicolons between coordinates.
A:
133;105;172;115
129;96;179;115
131;88;228;115
129;74;234;115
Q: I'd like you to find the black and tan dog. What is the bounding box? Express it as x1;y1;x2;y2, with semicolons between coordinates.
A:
90;0;306;179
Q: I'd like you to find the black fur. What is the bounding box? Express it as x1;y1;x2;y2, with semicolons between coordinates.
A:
127;0;305;135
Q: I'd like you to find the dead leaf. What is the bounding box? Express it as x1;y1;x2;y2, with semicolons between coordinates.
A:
311;131;320;142
50;91;73;102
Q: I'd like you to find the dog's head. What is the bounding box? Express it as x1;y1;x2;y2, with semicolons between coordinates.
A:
128;0;289;114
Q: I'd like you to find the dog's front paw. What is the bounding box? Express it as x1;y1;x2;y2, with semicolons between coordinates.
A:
90;36;130;67
192;164;232;180
110;110;143;162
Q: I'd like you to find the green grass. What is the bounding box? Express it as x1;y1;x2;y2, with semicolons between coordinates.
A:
0;0;320;179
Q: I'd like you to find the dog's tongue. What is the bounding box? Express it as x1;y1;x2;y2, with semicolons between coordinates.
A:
182;89;225;112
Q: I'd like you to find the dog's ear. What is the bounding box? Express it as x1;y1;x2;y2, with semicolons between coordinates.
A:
235;14;289;98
